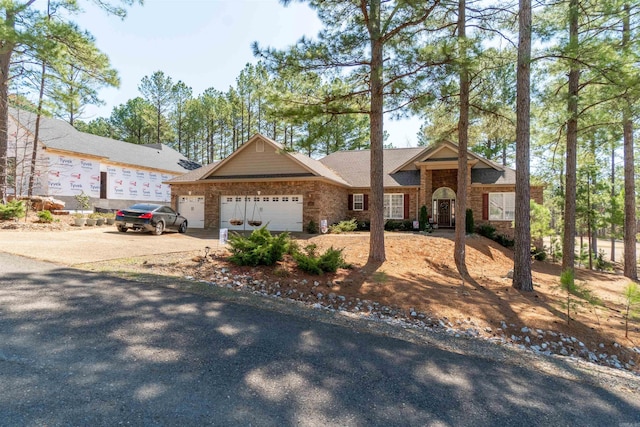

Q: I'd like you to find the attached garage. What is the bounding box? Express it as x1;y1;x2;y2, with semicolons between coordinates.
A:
178;195;205;228
220;194;303;232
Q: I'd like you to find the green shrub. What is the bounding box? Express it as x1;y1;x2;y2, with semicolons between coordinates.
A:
228;226;290;266
549;236;562;263
476;223;496;239
306;220;318;234
74;191;91;210
37;210;54;223
595;250;613;272
0;200;26;220
495;234;514;248
384;219;414;231
623;282;640;338
465;208;474;234
293;244;348;275
318;247;348;273
356;220;370;231
419;205;429;231
531;246;547;261
329;218;358;234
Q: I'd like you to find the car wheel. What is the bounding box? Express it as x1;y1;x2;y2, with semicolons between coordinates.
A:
117;224;128;233
153;221;165;235
178;220;187;234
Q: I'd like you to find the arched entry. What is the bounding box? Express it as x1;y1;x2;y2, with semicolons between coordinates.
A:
432;187;456;228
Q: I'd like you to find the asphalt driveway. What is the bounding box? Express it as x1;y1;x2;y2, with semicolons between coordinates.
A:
0;227;220;265
1;251;640;426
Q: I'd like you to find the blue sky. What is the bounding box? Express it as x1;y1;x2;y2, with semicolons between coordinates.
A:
74;0;421;147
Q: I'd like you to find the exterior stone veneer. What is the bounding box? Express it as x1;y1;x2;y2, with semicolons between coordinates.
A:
171;179;347;230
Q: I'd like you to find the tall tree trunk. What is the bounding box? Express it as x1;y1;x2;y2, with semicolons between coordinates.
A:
562;0;579;280
587;174;593;270
0;10;16;203
455;0;470;283
622;3;637;280
28;60;47;197
513;0;533;291
246;93;251;141
623;117;637;279
610;141;616;262
367;0;385;263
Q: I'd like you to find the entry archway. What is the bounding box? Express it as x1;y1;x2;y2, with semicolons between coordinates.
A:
432;187;456;227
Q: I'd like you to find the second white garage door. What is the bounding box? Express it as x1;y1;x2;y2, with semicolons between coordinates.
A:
220;195;303;232
178;195;205;228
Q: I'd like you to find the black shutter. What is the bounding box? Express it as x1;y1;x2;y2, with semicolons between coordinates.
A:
482;193;489;220
404;194;410;219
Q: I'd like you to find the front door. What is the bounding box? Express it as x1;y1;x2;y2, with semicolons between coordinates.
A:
437;199;451;227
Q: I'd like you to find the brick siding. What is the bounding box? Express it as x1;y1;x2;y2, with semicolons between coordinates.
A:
170;180;347;230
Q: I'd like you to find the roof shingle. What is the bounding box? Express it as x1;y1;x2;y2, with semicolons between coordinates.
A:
10;108;199;174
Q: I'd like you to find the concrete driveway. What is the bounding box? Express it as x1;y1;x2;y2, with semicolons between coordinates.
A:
0;227;221;265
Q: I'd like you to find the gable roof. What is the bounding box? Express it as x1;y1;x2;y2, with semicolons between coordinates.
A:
391;140;505;174
195;133;350;186
165;161;220;183
320;147;424;188
9;108;200;174
321;141;514;187
167;134;517;188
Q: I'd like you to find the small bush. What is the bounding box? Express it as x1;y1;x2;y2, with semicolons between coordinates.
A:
476;223;496;239
74;191;91;210
595;250;613;272
228;226;290;266
495;234;514;248
465;209;474;234
356;220;370;231
0;200;26;220
531;246;547;261
37;210;54;223
293;244;348;275
419;205;429;231
329;218;357;234
384;219;414;231
306;220;318;234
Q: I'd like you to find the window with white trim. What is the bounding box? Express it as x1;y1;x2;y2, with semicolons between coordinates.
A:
353;194;364;211
383;194;404;219
489;192;515;221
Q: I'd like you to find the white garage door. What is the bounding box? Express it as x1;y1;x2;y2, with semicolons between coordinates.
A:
220;195;303;232
178;195;205;228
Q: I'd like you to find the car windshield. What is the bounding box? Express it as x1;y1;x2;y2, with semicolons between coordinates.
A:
129;204;159;211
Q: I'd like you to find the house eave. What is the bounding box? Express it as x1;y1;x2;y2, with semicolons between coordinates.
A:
43;147;106;161
470;183;515;188
173;175;350;187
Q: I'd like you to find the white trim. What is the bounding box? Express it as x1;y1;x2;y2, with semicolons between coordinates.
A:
353;193;364;211
488;192;515;221
383;193;404;219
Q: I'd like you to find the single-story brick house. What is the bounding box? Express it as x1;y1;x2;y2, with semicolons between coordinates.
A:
167;133;542;235
7;108;200;212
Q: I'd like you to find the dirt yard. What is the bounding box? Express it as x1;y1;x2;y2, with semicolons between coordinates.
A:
3;212;640;373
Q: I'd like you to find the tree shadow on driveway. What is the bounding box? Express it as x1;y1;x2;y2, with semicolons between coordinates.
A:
0;256;638;426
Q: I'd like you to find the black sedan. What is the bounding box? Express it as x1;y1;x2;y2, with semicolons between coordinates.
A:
115;203;188;235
